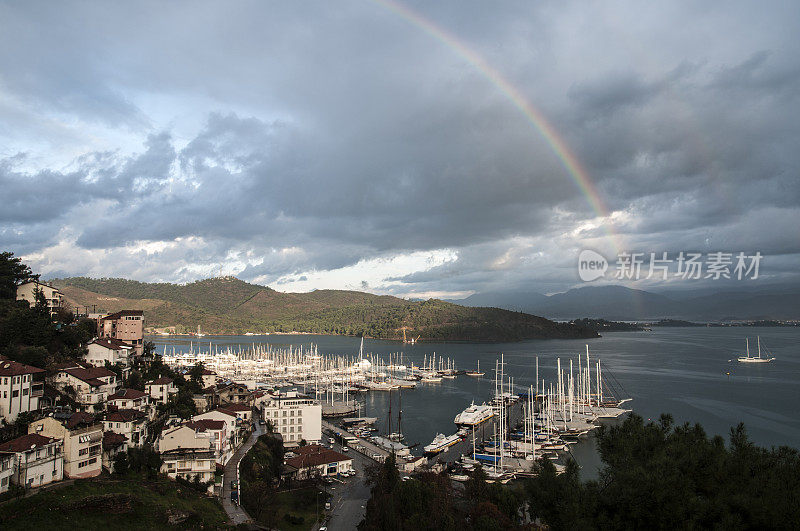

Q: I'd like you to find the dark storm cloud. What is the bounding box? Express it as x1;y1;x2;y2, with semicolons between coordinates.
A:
0;1;798;292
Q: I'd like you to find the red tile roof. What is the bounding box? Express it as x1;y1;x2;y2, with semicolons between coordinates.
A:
65;412;97;430
100;310;143;320
103;431;128;450
186;419;225;432
285;447;351;469
147;377;173;385
220;403;251;412
91;338;134;350
105;409;147;423
61;367;116;385
0;359;45;377
109;388;147;400
0;433;58;453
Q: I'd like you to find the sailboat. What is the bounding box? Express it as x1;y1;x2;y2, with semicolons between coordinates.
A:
737;337;775;363
466;360;484;377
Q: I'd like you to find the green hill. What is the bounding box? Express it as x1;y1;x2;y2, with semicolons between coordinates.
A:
53;276;597;342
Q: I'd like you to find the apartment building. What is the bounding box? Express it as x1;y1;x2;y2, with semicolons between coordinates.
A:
15;280;63;316
190;410;236;464
85;338;135;370
0;453;13;493
158;424;216;486
0;434;64;489
260;391;321;446
285;445;353;480
108;388;152;418
53;365;119;413
98;310;144;355
0;359;45;423
103;409;148;448
145;377;177;405
29;413;103;479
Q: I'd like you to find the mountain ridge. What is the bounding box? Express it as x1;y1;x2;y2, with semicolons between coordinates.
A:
52;276;598;342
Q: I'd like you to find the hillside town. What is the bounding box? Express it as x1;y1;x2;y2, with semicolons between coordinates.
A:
0;259;359;528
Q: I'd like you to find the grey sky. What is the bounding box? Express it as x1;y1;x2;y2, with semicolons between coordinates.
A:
1;1;798;296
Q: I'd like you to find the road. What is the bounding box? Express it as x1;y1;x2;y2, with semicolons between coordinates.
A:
322;440;374;531
221;421;264;525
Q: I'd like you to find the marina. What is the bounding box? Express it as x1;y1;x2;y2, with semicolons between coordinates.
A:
153;326;800;479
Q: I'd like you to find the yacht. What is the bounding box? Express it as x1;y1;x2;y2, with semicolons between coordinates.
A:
424;433;462;454
737;337;775;363
454;402;495;427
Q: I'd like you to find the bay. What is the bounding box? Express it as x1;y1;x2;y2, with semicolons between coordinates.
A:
150;326;800;478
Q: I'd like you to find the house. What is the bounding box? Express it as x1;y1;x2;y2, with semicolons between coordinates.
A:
0;452;14;494
192;387;216;413
98;310;144;355
0;433;64;489
108;388;152;418
184;419;228;465
219;402;253;424
29;413;103;479
216;382;253;406
103;409;148;448
102;432;128;473
15;280;64;316
260;390;322;446
0;359;45;424
284;445;353;480
191;409;239;464
158;425;215;486
85;338;135;371
200;369;217;389
145;377;177;405
53;366;119;413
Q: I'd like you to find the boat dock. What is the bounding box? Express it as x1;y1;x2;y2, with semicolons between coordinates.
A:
321;419;391;462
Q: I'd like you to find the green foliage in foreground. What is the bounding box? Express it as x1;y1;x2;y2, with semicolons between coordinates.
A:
0;475;229;530
360;415;800;530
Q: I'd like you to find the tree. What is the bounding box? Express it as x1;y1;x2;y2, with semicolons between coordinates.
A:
0;251;36;300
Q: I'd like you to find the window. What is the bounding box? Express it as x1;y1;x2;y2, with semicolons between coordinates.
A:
79;448;88;456
88;458;97;464
12;390;18;398
23;388;28;395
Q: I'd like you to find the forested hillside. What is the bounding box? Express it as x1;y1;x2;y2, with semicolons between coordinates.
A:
53;276;597;341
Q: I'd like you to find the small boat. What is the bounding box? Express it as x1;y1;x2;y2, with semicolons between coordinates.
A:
737;337;775;363
466;360;484;377
424;433;461;454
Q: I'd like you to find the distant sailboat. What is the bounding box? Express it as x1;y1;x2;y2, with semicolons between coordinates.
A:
737;337;775;363
466;360;484;377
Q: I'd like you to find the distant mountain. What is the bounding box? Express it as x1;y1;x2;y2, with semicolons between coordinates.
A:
52;277;597;342
450;284;800;321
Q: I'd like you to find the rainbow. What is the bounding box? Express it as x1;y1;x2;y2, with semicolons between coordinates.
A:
372;0;622;251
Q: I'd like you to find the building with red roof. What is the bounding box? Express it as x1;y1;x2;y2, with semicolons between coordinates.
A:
0;359;45;423
284;444;353;479
0;433;64;488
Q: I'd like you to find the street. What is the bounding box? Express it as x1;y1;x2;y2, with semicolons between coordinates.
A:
221;421;264;525
321;439;375;531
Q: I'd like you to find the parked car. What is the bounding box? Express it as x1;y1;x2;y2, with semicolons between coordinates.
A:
230;480;238;490
325;502;331;510
329;437;335;444
231;490;238;502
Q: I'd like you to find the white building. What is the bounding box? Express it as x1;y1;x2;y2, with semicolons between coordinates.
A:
145;377;177;405
0;359;45;424
285;445;353;480
0;452;13;493
0;433;64;489
53;365;119;413
85;338;135;369
108;388;153;422
15;280;63;316
191;410;236;464
157;425;216;487
260;391;321;446
29;413;103;479
103;409;148;448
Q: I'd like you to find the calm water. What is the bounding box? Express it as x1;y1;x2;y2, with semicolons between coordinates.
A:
151;327;800;478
